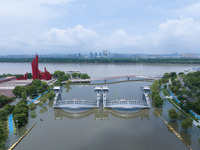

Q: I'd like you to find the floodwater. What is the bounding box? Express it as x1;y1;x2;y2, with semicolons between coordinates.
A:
1;62;200;78
5;81;200;150
2;63;200;150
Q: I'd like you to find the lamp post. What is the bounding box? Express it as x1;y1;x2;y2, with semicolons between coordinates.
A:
16;120;18;136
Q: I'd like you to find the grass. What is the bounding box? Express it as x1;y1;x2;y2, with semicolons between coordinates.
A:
162;88;169;96
171;98;180;107
37;91;50;101
167;95;199;122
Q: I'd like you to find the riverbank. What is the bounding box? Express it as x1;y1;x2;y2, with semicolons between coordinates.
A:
1;58;200;64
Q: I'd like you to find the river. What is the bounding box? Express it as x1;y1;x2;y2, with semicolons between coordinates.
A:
2;63;200;150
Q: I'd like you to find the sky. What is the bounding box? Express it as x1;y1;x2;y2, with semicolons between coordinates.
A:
1;0;200;55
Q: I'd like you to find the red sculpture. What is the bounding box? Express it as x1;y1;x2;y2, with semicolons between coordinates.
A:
31;55;52;80
16;72;28;80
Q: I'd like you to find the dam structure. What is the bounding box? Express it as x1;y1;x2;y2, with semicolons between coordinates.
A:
53;86;150;109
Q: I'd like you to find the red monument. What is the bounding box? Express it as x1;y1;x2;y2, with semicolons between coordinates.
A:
16;72;28;80
31;55;52;80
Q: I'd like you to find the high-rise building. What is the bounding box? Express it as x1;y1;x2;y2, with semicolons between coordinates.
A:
103;50;108;58
90;52;93;58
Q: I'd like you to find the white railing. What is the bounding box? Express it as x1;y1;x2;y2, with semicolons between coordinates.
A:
55;99;97;106
106;99;147;106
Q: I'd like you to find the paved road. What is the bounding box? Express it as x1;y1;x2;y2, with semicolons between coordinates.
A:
10;98;22;106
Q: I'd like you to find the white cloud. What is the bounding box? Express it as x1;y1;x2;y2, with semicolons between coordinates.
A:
92;29;141;51
41;25;98;46
0;0;73;18
154;16;200;51
178;2;200;18
14;16;200;54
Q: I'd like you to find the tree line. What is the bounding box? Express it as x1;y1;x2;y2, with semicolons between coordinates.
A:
0;73;32;79
52;70;90;85
1;58;200;64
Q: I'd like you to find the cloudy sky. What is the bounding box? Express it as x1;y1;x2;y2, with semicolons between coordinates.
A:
1;0;200;54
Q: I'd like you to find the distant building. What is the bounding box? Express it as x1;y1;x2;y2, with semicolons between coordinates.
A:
99;52;102;57
90;52;93;58
103;50;108;58
78;53;81;58
95;52;98;58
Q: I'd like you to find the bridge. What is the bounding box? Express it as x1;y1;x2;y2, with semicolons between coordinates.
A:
53;86;150;109
68;75;161;83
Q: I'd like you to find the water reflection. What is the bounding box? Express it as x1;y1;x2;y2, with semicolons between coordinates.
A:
39;106;48;114
153;107;163;117
54;108;150;120
167;121;179;133
180;130;191;146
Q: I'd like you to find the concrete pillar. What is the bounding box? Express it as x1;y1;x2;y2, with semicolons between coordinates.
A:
103;92;106;108
97;92;100;106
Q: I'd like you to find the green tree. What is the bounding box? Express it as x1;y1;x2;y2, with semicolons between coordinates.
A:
21;91;27;100
48;92;55;99
41;97;47;104
30;110;36;118
72;72;78;78
38;101;44;107
26;85;37;97
168;108;179;121
41;81;48;88
181;118;193;130
3;104;15;115
0;110;7;121
37;86;45;94
153;94;163;107
13;113;28;126
53;70;65;77
80;73;90;79
32;79;41;87
27;73;33;79
28;103;36;110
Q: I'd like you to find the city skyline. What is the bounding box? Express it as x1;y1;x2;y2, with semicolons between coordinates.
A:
1;0;200;54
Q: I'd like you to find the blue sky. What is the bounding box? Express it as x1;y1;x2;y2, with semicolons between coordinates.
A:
1;0;200;54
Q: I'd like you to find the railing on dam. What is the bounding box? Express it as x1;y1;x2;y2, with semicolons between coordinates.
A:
106;99;147;106
53;99;98;108
53;86;151;109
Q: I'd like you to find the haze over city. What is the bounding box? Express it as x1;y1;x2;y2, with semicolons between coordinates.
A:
1;0;200;54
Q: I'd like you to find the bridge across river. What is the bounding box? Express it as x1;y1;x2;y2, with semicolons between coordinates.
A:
53;86;150;109
69;75;160;83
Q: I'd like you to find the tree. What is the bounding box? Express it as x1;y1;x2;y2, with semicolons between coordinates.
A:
72;72;78;78
48;92;55;99
30;110;36;118
168;108;179;121
32;79;41;87
26;85;37;97
27;73;33;79
41;81;48;89
37;86;45;94
21;91;27;100
13;113;28;126
53;70;65;78
153;94;163;107
38;101;44;107
28;103;36;110
41;97;47;104
81;73;90;79
181;118;193;130
3;104;15;115
0;110;7;121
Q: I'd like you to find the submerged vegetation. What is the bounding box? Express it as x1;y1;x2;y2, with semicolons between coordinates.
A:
150;80;163;107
